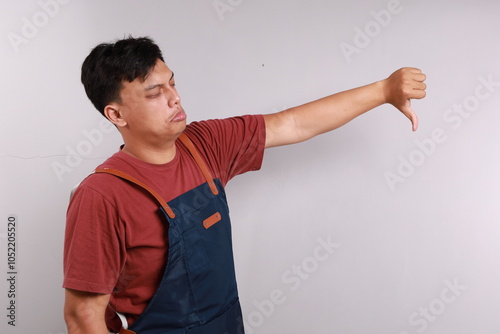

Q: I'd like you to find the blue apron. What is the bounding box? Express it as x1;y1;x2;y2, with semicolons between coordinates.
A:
95;133;244;334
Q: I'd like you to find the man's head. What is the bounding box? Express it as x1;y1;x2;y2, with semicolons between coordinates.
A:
81;36;164;116
81;36;186;153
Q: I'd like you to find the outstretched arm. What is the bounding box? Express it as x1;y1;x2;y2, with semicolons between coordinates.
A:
263;67;426;148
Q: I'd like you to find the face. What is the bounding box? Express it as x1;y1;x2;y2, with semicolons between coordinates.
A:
107;59;187;145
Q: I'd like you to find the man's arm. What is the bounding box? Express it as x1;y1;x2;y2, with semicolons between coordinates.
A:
64;289;110;334
263;67;426;148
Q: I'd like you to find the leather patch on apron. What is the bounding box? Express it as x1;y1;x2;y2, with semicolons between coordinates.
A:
203;212;221;229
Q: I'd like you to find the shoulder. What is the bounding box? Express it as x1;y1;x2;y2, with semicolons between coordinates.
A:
185;115;264;138
70;172;126;210
181;115;266;184
183;115;265;152
71;150;145;206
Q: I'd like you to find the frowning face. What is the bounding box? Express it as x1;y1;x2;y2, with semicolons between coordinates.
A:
106;59;187;147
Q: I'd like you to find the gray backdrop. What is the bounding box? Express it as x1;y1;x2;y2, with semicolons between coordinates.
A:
1;0;499;333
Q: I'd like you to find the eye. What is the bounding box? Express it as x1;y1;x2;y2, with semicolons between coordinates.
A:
147;90;162;98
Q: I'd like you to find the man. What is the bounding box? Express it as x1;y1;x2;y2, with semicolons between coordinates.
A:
63;36;426;334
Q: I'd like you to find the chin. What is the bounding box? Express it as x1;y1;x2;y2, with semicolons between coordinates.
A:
176;121;187;134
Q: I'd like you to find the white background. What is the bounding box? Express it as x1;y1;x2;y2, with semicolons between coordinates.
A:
1;0;499;333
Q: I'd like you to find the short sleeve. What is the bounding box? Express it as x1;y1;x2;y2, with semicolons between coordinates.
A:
63;181;125;294
184;115;266;185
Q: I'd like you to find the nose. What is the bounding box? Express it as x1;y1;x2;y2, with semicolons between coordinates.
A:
167;87;181;109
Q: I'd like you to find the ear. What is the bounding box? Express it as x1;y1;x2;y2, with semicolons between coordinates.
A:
104;103;127;128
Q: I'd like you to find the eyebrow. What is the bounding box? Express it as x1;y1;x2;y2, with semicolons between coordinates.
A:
144;72;175;91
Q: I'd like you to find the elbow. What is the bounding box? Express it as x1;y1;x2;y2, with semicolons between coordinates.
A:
64;307;81;334
264;108;310;148
64;305;90;333
64;299;106;334
64;288;110;333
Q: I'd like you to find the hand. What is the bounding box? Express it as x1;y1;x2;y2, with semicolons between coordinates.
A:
383;67;427;131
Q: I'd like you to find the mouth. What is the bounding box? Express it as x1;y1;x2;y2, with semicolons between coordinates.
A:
171;108;187;122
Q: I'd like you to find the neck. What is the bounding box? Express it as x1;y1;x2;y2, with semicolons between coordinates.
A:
121;140;177;164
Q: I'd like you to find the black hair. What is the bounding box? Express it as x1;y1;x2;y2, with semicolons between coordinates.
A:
81;36;164;116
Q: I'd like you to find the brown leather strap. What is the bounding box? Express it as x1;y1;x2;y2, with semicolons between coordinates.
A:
94;167;176;219
94;133;217;218
119;328;136;334
178;132;219;195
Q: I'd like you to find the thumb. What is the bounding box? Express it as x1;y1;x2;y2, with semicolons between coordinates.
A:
399;99;419;131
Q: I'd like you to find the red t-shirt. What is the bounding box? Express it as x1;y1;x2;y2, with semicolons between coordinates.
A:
63;115;266;330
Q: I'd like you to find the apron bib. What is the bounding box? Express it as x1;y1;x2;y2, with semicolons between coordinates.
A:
96;133;244;334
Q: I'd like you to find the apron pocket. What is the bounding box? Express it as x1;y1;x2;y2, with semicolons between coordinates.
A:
182;225;210;273
186;298;244;334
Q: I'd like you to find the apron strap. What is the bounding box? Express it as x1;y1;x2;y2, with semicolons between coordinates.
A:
94;167;176;219
178;133;219;195
94;132;218;218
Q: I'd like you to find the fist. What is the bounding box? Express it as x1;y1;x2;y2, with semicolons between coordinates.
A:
384;67;427;131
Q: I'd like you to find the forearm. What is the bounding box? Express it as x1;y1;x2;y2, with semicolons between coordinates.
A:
292;80;385;138
264;67;426;148
264;80;386;147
